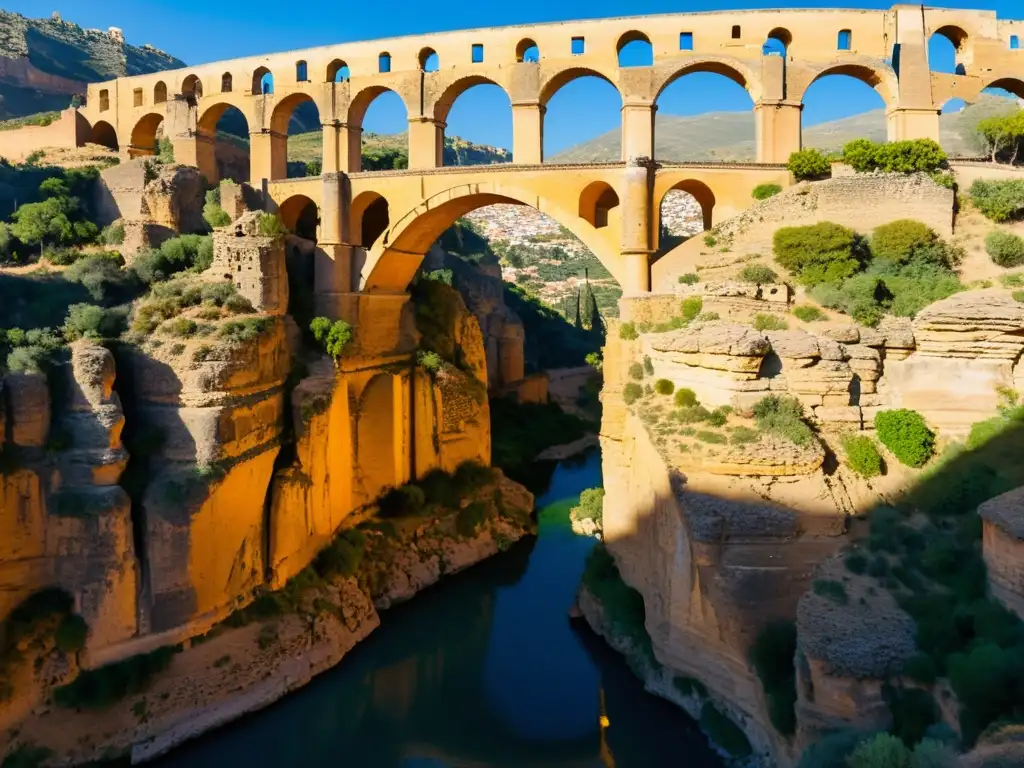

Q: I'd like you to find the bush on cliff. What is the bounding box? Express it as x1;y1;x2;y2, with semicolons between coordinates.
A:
870;221;940;266
985;230;1024;267
846;733;910;768
653;378;674;395
622;383;643;405
674;388;698;408
131;234;213;285
202;188;231;229
787;149;832;181
570;488;604;524
842;434;883;478
970;179;1024;222
53;644;181;709
310;316;353;361
377;484;427;518
456;501;490;537
843;138;947;174
773;222;865;287
738;263;778;284
753;395;814;446
874;409;934;468
752;183;783;200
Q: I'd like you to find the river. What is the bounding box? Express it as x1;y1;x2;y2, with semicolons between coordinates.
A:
156;450;723;767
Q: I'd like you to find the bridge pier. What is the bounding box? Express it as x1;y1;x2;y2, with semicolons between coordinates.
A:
754;100;802;164
512;102;544;164
314;172;357;317
620;159;656;293
250;130;287;186
172;132;218;184
886;107;941;144
408;117;444;169
620;102;656;162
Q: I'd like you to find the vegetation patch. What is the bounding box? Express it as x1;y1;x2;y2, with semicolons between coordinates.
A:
753;313;788;331
985;230;1024;267
842;433;884;478
874;409;935;468
753;395;814;446
752;183;783;201
309;316;353;361
774;222;864;287
53;645;180;709
738;263;778;284
792;304;826;322
843;138;947;174
787;149;831;181
970;179;1024;222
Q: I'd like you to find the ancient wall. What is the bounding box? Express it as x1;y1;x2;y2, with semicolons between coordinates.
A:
0;109;88;162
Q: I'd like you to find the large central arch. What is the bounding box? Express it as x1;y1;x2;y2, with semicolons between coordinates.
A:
359;181;623;293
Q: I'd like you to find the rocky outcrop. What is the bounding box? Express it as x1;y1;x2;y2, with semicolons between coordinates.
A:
95;159;205;235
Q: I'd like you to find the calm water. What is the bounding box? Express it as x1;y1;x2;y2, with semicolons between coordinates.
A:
157;451;723;768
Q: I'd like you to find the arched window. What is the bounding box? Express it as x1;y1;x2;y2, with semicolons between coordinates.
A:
763;28;791;57
379;52;392;73
327;60;350;82
618;32;653;68
154;81;167;104
731;25;741;40
516;38;539;62
252;67;273;95
296;60;308;82
221;72;233;93
838;30;852;51
419;48;439;72
579;182;619;228
182;75;203;104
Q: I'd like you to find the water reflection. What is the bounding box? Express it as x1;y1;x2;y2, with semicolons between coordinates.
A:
156;450;722;767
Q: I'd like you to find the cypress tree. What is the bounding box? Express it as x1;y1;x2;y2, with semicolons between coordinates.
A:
581;268;604;339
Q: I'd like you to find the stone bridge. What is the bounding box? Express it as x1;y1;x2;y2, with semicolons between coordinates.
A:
71;4;1023;299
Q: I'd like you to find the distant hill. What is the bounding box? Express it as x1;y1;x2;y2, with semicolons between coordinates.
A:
0;10;184;119
551;95;1021;163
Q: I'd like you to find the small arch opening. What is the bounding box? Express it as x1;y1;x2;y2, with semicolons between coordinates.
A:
354;89;409;170
198;104;251;183
88;120;119;150
617;31;653;68
353;194;390;247
419;48;439;72
802;72;887;150
221;72;233;93
182;75;203;105
327;60;350;83
296;60;308;82
252;67;272;95
517;39;540;63
154;81;167;104
579;181;620;229
379;53;392;74
763;28;791;56
279;195;319;240
441;81;511;166
731;25;742;40
929;26;969;75
659;181;715;247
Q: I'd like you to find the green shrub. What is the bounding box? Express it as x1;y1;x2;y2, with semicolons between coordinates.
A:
970;179;1024;222
623;383;642;405
700;702;752;758
416;350;442;371
929;171;955;189
643;355;654;375
774;222;863;287
842;434;883;478
706;407;729;427
753;395;814;446
871;221;940;265
985;230;1024;267
674;388;698;407
703;234;717;247
845;552;868;574
309;316;353;360
904;653;937;685
846;733;910;768
753;183;783;200
730;425;759;445
653;378;674;395
619;322;638;340
787;149;832;181
681;296;703;323
887;686;939;747
948;642;1024;745
257;213;287;237
7;346;51;373
738;264;779;284
313;529;365;579
378;484;426;518
570;488;604;524
678;272;700;285
792;304;827;322
418;469;458;508
131;234;213;284
797;729;872;768
582;545;658;672
165;317;198;337
452;460;495;494
696;430;727;444
843;138;947;174
54;614;88;653
628;362;645;380
63;303;127;340
754;313;788;331
813;579;848;604
202;189;231;229
1015;290;1024;302
219;317;269;343
456;501;490;537
874;409;934;468
100;222;125;246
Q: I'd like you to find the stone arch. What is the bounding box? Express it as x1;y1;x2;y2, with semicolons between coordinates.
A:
986;77;1024;100
617;31;653;67
432;75;508;124
516;38;540;63
279;194;319;240
154;81;167;104
931;25;970;74
765;27;792;53
196;102;251;183
87;120;118;150
356;374;401;499
362;182;622;293
221;72;233;93
419;47;439;72
654;58;761;103
181;74;203;104
351;191;390;249
539;66;621;106
129;112;164;156
270;93;320;178
252;66;273;95
347;86;411;172
327;59;350;82
578;181;620;228
793;63;897;108
659;179;715;232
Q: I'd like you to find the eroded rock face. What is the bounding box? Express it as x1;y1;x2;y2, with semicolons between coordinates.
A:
142;164;206;234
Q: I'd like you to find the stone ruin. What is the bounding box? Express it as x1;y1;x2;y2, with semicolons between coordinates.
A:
209;211;289;316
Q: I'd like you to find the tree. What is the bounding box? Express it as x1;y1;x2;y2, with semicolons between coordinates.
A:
10;197;76;254
580;268;604;341
977;111;1024;164
573;286;583;330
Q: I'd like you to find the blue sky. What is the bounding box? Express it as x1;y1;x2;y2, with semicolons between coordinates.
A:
10;0;1021;154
